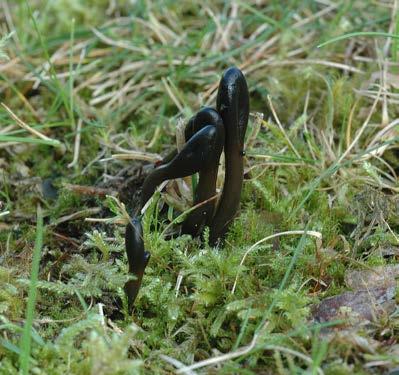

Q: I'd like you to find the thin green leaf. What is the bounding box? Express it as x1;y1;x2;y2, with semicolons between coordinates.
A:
19;206;44;375
0;134;61;146
318;31;399;48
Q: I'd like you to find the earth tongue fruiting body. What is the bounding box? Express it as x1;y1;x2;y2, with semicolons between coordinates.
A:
124;66;249;310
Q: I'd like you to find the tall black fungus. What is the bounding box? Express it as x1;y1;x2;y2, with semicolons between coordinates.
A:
209;67;249;243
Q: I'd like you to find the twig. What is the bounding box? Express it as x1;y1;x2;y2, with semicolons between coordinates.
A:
50;231;80;248
63;183;117;197
109;151;162;163
160;194;220;238
50;207;101;227
68;118;83;168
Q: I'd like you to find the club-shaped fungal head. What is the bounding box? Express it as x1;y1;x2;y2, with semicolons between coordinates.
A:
216;66;249;152
124;217;150;311
185;107;224;141
154;106;224;170
141;123;224;208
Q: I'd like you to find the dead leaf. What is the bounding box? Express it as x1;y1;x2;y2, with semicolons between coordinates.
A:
345;265;399;290
312;286;396;323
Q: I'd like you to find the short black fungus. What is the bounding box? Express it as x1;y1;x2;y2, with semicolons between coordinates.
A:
124;218;150;311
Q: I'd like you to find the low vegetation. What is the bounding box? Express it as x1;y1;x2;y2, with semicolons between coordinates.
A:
0;1;398;374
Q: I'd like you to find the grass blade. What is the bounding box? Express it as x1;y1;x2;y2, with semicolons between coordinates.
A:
19;206;44;374
318;31;399;48
0;135;61;146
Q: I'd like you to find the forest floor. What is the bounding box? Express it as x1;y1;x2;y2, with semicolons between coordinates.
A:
0;1;399;374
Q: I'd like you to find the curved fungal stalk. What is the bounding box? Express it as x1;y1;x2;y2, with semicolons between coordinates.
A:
140;123;224;208
124;217;150;310
181;108;224;236
209;67;249;244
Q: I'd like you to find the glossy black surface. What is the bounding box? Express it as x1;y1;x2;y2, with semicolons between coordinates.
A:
124;218;150;310
124;66;249;308
181;108;224;236
141;122;224;207
209;67;249;243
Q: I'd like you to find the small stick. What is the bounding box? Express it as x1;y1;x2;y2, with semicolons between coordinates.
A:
63;183;117;197
51;207;101;227
110;151;162;163
51;231;80;248
68;118;83;168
